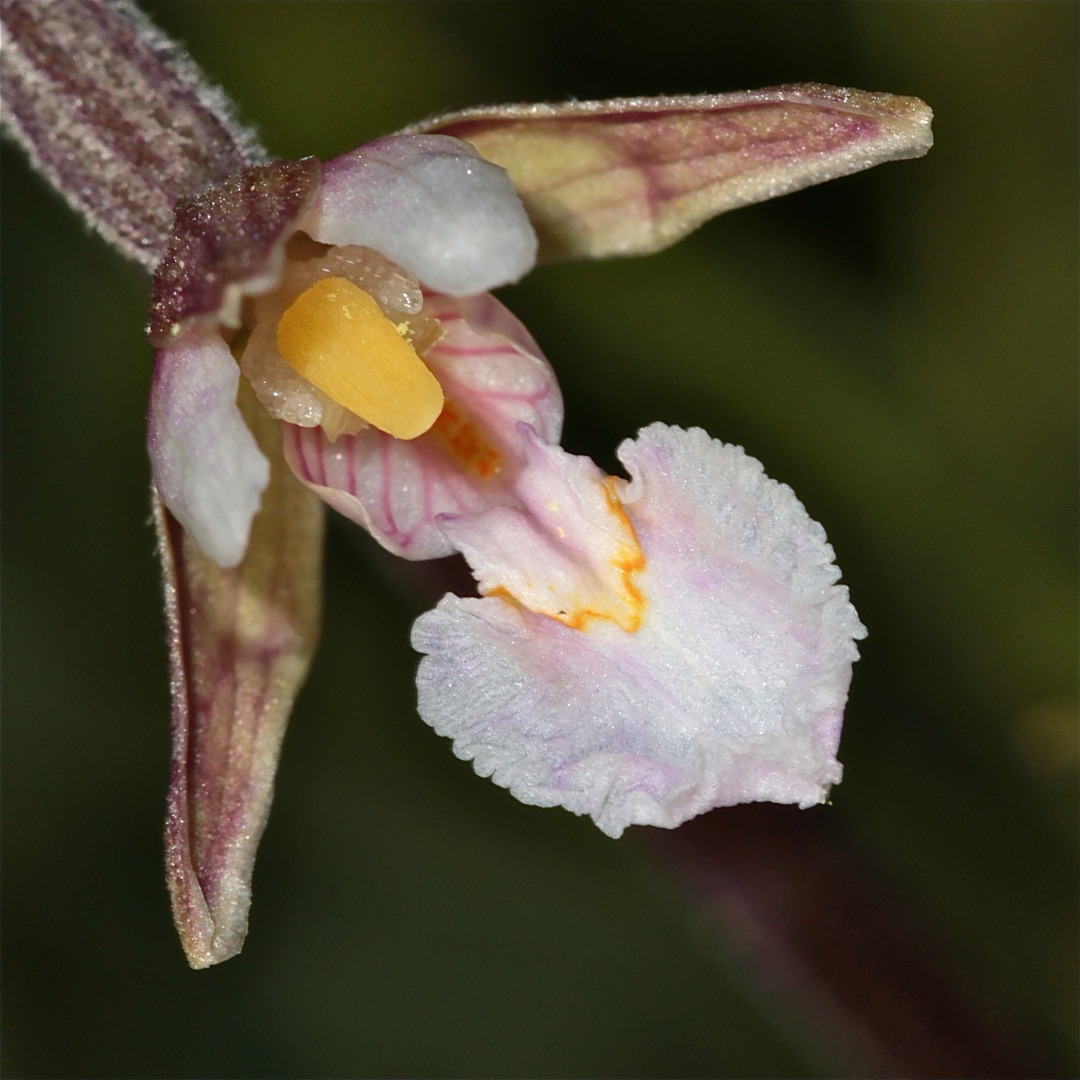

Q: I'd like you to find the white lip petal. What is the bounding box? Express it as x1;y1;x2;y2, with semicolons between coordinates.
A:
413;423;865;837
303;134;538;295
148;329;271;568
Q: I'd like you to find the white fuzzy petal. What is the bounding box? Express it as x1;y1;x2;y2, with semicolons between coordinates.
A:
413;423;866;837
304;134;538;295
148;329;270;568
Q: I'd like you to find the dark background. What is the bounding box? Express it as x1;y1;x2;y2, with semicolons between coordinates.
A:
3;3;1076;1077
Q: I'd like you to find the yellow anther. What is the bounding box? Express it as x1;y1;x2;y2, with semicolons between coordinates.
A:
276;277;443;440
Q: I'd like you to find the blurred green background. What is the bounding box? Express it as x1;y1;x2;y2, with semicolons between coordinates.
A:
2;3;1076;1076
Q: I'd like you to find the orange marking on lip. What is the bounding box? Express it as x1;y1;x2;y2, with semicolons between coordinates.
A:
430;399;503;480
481;474;647;634
595;475;647;631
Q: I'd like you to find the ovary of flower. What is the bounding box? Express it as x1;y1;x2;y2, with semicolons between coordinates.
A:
276;276;443;440
438;427;646;633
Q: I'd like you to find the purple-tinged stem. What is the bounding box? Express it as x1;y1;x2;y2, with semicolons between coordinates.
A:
0;0;265;267
651;805;1059;1078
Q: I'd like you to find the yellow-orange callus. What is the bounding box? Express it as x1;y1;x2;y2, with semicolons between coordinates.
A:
276;277;443;440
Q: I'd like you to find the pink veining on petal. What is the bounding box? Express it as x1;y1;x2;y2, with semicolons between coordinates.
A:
439;425;647;633
281;291;562;559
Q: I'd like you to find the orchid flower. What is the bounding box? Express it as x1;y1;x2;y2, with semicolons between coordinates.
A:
2;0;932;969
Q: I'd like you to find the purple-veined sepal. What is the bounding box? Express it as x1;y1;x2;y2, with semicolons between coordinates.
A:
414;84;933;262
281;291;563;560
160;387;324;969
413;423;866;838
0;0;264;269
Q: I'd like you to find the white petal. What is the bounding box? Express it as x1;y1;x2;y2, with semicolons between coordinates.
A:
304;134;538;295
413;424;866;837
148;329;270;568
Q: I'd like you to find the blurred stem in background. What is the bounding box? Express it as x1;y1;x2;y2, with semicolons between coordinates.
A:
2;3;1075;1078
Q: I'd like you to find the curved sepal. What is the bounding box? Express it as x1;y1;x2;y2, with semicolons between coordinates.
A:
413;84;933;261
0;0;262;268
160;388;324;968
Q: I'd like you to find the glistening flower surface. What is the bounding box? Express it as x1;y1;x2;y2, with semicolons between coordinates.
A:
147;135;542;569
283;291;564;560
139;86;930;968
139;89;930;967
2;0;932;973
14;34;922;963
